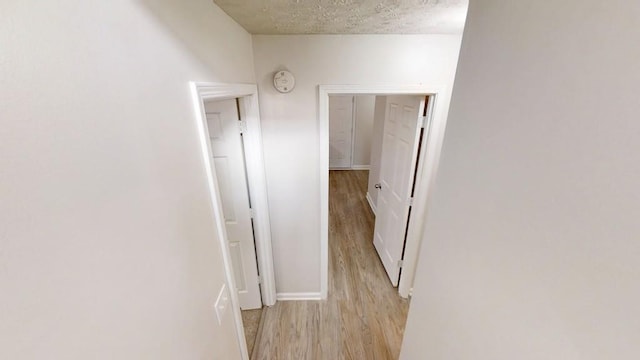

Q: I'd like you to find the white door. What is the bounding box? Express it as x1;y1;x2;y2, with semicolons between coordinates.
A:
205;99;262;310
329;96;354;169
372;95;424;286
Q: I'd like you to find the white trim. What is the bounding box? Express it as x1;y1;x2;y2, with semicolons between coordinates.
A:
190;82;277;360
190;84;248;360
192;82;276;307
366;192;377;215
276;292;323;301
319;84;449;301
319;89;330;300
192;81;254;100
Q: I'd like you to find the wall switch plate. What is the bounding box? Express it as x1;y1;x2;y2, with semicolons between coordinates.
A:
214;283;229;325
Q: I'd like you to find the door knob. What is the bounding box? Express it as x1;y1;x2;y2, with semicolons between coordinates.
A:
375;183;382;190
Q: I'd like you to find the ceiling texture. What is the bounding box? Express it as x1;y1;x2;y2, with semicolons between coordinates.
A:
213;0;469;35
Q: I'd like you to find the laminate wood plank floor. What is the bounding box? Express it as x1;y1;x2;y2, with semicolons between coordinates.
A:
251;170;410;360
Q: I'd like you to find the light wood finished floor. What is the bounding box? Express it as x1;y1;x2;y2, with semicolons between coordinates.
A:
251;170;410;360
242;308;263;357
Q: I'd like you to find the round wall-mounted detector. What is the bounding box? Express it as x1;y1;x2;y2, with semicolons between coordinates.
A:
273;70;295;93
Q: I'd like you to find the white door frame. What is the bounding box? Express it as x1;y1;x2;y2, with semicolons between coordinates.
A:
319;84;449;299
190;82;277;359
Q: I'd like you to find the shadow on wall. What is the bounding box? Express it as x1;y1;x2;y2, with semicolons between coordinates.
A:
135;0;255;83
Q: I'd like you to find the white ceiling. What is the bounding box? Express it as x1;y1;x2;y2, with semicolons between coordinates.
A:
213;0;469;35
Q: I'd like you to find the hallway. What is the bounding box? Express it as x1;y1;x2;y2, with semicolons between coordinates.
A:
251;170;409;359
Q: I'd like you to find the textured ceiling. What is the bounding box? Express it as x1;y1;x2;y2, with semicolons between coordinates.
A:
214;0;468;34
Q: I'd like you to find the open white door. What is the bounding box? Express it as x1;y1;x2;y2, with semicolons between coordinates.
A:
205;99;262;310
329;96;354;169
372;95;424;286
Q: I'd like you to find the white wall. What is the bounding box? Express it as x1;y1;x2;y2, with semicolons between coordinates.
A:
401;0;640;359
0;1;253;358
367;96;388;207
252;35;463;294
353;95;376;168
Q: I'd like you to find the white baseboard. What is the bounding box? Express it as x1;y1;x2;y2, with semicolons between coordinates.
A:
351;165;370;170
276;292;322;301
366;192;377;216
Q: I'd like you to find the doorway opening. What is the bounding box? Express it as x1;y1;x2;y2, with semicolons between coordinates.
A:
320;85;449;300
329;94;429;287
203;97;262;310
323;91;437;357
191;82;276;360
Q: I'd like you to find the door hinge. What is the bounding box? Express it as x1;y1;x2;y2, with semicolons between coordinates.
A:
408;197;414;206
238;120;247;134
420;116;428;128
257;275;262;284
397;260;404;268
249;208;256;219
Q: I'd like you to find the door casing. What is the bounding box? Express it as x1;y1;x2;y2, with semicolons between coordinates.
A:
191;82;277;360
205;98;263;309
319;84;447;300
